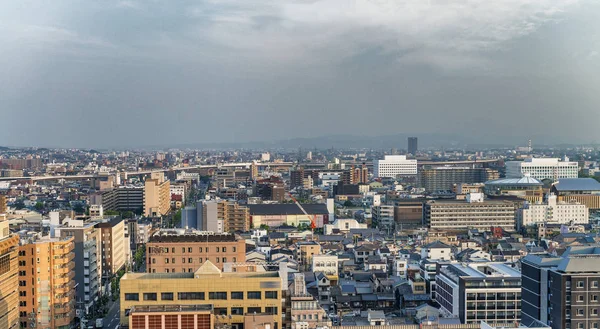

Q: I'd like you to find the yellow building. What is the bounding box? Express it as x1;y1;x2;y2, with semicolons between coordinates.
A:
0;194;7;214
120;261;285;328
144;172;171;217
18;234;75;329
0;214;19;329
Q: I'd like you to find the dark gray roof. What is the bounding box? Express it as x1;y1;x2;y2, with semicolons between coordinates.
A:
424;240;452;249
553;178;600;192
247;203;329;215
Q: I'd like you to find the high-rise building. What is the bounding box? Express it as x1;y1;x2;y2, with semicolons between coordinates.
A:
418;167;499;192
0;194;6;214
290;273;330;329
373;155;418;178
94;185;144;213
144;172;171;217
408;137;418;155
18;234;75;329
436;262;521;325
505;157;579;181
0;214;19;329
521;247;600;329
95;216;127;280
290;168;305;189
146;230;246;273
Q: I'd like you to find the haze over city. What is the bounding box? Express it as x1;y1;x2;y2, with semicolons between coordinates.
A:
2;0;600;148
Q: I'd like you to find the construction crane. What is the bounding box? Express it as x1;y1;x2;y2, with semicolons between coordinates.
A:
288;192;316;234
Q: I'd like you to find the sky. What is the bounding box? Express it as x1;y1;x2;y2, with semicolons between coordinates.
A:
1;0;599;148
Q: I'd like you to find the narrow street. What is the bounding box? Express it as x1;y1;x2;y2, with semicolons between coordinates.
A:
104;299;120;329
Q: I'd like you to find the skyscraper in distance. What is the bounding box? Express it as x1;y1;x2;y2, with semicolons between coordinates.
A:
408;137;418;155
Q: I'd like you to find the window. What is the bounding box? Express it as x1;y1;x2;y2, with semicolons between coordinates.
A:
593;323;599;329
178;292;205;300
231;307;244;315
143;293;157;301
172;258;175;264
265;291;278;299
199;247;203;253
161;293;174;301
172;248;175;253
188;247;193;253
182;248;185;253
188;258;192;263
231;292;244;299
214;308;227;315
247;307;261;314
579;295;585;302
578;309;585;316
233;257;237;262
199;258;203;263
206;247;209;252
233;247;236;252
217;247;220;252
166;258;169;264
593;309;599;316
216;258;220;263
593;295;599;302
248;291;261;299
578;281;585;288
594;281;599;288
222;257;227;263
265;307;278;315
579;323;584;329
223;247;227;252
182;258;186;264
125;293;139;301
209;292;228;300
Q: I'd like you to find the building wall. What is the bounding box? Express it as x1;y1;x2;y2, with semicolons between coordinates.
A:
145;173;171;217
129;310;212;329
374;156;418;178
101;187;144;212
558;194;600;211
426;201;516;231
419;168;499;192
506;158;578;180
18;237;75;329
518;197;588;228
0;195;6;214
0;229;19;329
98;219;126;278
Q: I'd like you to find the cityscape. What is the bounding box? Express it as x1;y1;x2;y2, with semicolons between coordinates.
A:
2;1;600;329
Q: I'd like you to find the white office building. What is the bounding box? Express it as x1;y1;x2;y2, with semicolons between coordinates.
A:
373;155;417;178
505;157;578;181
517;194;588;228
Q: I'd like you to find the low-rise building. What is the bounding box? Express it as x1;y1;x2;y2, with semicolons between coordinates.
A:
517;194;588;228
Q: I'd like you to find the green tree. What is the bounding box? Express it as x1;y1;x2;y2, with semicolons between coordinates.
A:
343;200;354;207
259;224;270;232
34;202;44;211
104;210;120;216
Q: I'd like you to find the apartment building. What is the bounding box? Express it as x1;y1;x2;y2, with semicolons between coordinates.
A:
120;261;286;328
18;234;75;329
517;194;588;228
146;230;246;273
425;194;516;232
95;185;144;212
521;247;600;329
373;155;418;178
290;273;330;329
506;157;578;181
144;172;171;217
372;205;395;229
54;221;101;313
95;216;127;279
0;194;6;214
436;262;522;326
296;242;321;269
0;214;19;329
418;167;499;192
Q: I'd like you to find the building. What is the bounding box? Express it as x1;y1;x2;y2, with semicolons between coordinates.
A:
0;194;6;214
170;183;187;205
296;241;321;268
436;262;521;325
551;178;600;210
146;230;246;273
312;255;338;280
421;241;452;261
373;155;418;178
95;185;144;212
419;167;500;192
393;200;424;227
290;273;330;329
323;219;367;235
18;234;75;329
372;205;395;229
0;169;23;177
128;304;213;329
0;214;19;329
425;194;516;232
521;247;600;329
505;157;578;181
247;204;329;228
89;204;104;218
120;261;286;328
453;183;485;200
517;194;588;228
408;137;418;155
484;175;544;203
53;221;101;313
144;172;171;217
95;216;127;279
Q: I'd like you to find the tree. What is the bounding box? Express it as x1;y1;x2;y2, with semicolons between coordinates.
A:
259;224;270;232
104;210;120;216
173;209;182;226
343;200;354;207
73;204;85;214
34;202;44;211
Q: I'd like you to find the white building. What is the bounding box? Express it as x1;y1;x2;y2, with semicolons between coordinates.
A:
89;204;103;219
170;183;186;204
312;254;338;278
373;155;417;178
261;153;271;162
517;194;588;228
323;218;367;235
505;157;578;181
393;257;408;279
176;171;200;182
372;205;395;229
421;241;452;261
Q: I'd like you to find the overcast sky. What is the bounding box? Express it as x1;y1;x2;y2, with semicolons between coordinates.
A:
1;0;599;148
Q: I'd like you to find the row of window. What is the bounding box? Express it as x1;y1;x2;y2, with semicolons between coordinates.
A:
151;246;236;254
124;291;278;301
151;257;236;264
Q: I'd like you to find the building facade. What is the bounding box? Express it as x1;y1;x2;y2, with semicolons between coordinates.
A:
0;215;19;329
372;205;395;229
95;216;127;280
419;167;500;192
505;157;578;181
373;155;418;178
97;185;144;212
408;137;418;155
517;194;588;228
425;196;516;232
144;172;171;217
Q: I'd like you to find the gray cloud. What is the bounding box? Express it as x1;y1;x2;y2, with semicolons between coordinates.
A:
0;0;599;148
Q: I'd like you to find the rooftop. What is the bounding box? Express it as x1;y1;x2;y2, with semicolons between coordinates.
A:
149;229;239;243
485;176;543;186
247;203;329;215
553;178;600;192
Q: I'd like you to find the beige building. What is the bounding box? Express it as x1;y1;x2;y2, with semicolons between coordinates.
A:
0;194;6;214
290;273;330;329
95;216;127;279
145;172;171;217
18;234;75;329
0;214;19;329
146;230;246;273
120;261;286;328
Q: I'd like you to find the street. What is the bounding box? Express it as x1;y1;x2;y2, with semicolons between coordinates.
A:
104;299;120;328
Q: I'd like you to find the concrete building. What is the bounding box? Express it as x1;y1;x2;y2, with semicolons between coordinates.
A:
521;247;600;329
247;204;329;228
120;261;287;328
128;304;213;329
408;137;418;155
0;194;6;214
170;183;187;205
484;175;544;203
144;172;171;217
89;204;104;219
552;178;600;210
312;255;338;279
425;194;516;232
53;221;101;314
95;216;127;280
323;219;367;235
517;194;588;228
290;273;330;329
372;205;395;229
419;167;500;192
95;185;144;212
421;241;453;261
392;200;424;227
0;214;19;329
18;234;75;329
146;230;246;273
506;157;579;181
436;262;521;325
373;155;418;178
296;241;321;269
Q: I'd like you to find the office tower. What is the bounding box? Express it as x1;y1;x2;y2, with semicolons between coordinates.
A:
521;247;600;329
517;194;588;228
418;167;499;192
95;185;144;213
54;222;101;313
0;214;19;329
408;137;418;155
18;235;75;329
425;194;516;231
436;263;521;325
373;155;418;178
144;172;171;217
120;261;286;328
146;230;246;273
505;157;578;181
